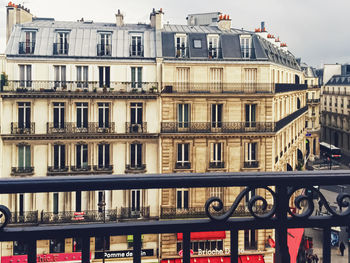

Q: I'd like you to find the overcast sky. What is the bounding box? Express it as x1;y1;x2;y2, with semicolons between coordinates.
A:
0;0;349;68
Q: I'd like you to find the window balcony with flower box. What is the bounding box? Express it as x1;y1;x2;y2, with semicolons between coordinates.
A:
11;167;34;176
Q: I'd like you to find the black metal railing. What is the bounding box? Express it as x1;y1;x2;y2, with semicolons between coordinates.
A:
47;166;69;174
70;165;92;172
19;42;35;54
47;122;115;134
209;162;225;169
241;48;255;59
243;161;259;168
126;122;147;133
208;47;222;59
307;99;320;103
175;162;191;169
93;165;114;173
161;205;273;219
10;211;39;224
161;122;275;133
175;47;189;58
0;172;350;263
275;106;308;132
11;167;34;175
2;80;159;93
11;122;35;134
41;210;118;224
125;164;146;173
53;43;69;55
97;44;112;56
275;83;307;93
129;45;144;57
120;206;150;219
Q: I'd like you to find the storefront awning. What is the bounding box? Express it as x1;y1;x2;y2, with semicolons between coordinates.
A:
177;231;226;241
162;255;265;263
288;228;304;263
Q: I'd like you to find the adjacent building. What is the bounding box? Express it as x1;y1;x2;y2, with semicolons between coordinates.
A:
0;4;315;263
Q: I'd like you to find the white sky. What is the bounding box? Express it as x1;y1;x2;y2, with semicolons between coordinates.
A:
1;0;350;67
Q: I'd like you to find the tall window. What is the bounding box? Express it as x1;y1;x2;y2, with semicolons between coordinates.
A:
244;68;257;91
208;36;219;58
19;193;24;217
244;143;257;168
131;67;142;89
130;103;143;123
98;191;104;213
98;66;110;88
176;189;189;209
245;104;256;128
18;102;31;130
98;34;111;56
240;37;251;58
76;144;88;169
210;143;223;168
131;190;141;213
177;143;190;168
98;144;110;169
50;239;65;253
19;31;35;54
75;191;82;212
53;193;59;215
209;187;223;200
176;67;190;92
175;35;187;58
76;66;88;88
98;103;110;129
211;104;223;128
18;145;31;171
210;68;223;92
53;102;65;129
130;35;143;56
76;103;88;129
55;32;69;55
178;104;189;128
54;65;66;88
19;65;32;87
130;143;142;169
244;230;257;250
53;144;65;170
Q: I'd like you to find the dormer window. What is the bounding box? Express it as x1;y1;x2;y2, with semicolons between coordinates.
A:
97;33;112;56
54;32;69;55
175;34;187;58
19;31;36;54
240;36;251;59
208;35;220;59
130;35;143;57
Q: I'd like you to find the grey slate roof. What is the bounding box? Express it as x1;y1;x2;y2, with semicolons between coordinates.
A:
5;19;301;70
326;75;350;86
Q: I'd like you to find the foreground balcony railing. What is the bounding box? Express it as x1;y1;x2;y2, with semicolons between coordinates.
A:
47;165;113;175
126;122;147;133
47;122;115;134
161;83;307;94
10;211;39;224
1;171;350;263
11;167;34;176
120;206;150;219
2;81;159;93
11;122;35;134
41;210;118;224
161;122;275;133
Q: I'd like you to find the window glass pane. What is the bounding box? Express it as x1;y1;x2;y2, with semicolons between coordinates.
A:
105;144;110;166
183;190;189;209
82;145;88;167
76;145;81;168
98;144;103;167
76;191;81;212
137;144;142;166
184;144;189;161
25;146;31;168
53;193;58;214
131;144;135;166
177;144;182;162
18;146;24;168
177;190;182;209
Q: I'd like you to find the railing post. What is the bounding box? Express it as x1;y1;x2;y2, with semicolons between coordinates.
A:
27;239;36;263
133;234;142;263
82;236;90;263
274;185;290;263
230;229;238;263
183;231;191;263
323;227;331;263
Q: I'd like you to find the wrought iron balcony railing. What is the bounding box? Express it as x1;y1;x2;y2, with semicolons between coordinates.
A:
243;161;259;168
175;47;189;58
0;171;349;263
161;205;273;219
53;43;69;55
161;122;275;133
208;47;222;59
3;80;158;93
41;210;118;224
125;164;146;173
126;122;147;133
11;122;35;134
11;167;34;175
93;165;114;173
120;206;150;219
70;165;92;172
175;162;191;169
47;166;69;174
47;122;115;134
209;162;225;169
19;42;35;54
129;45;144;57
10;211;39;224
97;44;112;56
307;99;320;104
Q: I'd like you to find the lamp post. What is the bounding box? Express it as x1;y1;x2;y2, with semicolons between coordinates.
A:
98;191;106;263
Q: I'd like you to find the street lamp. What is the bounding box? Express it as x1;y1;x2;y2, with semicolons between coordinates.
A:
98;191;106;263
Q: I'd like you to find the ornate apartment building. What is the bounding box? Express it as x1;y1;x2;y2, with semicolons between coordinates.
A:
321;64;350;154
0;5;315;263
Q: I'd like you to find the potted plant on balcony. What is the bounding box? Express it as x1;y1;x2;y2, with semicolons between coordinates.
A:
150;86;158;93
93;87;97;93
103;86;107;93
132;88;138;93
0;72;8;91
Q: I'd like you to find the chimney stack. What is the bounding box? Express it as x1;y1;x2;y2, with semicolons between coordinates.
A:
6;2;33;44
217;14;231;31
115;9;124;27
150;8;164;30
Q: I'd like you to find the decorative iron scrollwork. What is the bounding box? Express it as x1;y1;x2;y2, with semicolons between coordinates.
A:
205;187;277;222
288;186;350;218
0;205;11;229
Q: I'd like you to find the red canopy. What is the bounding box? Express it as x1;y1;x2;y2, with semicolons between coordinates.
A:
162;255;264;263
177;231;226;241
288;228;304;263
